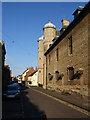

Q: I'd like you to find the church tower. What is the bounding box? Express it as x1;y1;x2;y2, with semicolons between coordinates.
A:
43;20;56;89
43;20;56;53
38;20;56;88
38;35;44;87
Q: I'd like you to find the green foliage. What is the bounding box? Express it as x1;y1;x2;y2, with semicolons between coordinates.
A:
58;73;64;80
49;75;53;80
74;68;83;79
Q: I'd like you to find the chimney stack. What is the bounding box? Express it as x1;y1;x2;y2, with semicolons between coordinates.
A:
73;6;84;19
35;67;38;71
61;19;70;29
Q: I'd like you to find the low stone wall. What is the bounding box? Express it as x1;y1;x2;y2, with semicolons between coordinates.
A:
47;85;88;98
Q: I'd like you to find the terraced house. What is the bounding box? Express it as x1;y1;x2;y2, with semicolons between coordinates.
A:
38;2;89;97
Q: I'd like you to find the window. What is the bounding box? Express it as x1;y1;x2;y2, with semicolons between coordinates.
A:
67;67;74;80
29;81;32;84
49;44;52;47
49;55;50;65
68;36;72;55
39;70;41;73
56;48;58;61
55;71;59;81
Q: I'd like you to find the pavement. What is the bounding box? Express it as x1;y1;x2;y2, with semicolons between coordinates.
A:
30;86;90;112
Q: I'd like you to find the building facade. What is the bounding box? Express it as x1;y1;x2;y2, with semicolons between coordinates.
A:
22;68;30;83
17;75;22;83
21;67;37;85
38;2;89;96
38;20;57;88
28;71;38;86
44;3;89;96
0;40;12;90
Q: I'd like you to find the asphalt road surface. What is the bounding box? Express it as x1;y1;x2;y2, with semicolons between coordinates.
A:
22;87;88;119
2;86;89;119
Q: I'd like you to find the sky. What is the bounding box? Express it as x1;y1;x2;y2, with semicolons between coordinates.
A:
2;2;87;77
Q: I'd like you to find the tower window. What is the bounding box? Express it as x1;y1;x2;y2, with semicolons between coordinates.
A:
56;48;58;61
68;36;72;55
49;55;50;65
39;70;41;73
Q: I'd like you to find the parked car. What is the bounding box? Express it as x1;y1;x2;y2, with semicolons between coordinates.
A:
21;83;25;87
19;83;25;87
12;83;20;90
3;83;21;99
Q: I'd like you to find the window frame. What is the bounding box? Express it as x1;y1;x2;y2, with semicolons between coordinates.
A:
56;48;59;61
68;36;72;56
49;55;50;65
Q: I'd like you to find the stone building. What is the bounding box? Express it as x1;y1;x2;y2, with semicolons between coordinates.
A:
0;40;6;68
0;40;6;90
44;2;89;96
38;2;89;96
38;20;58;88
0;40;12;90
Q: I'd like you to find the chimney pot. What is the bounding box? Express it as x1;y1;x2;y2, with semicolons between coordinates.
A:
35;67;38;71
73;6;84;19
61;19;70;29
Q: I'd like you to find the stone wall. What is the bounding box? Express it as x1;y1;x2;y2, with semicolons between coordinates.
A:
38;38;44;86
46;14;88;97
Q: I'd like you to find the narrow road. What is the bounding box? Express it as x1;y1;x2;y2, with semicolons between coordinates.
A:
2;95;23;118
22;87;88;119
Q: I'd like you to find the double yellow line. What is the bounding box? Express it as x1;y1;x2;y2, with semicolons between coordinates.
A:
31;88;90;116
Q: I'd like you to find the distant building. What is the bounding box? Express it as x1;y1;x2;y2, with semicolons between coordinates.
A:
28;70;38;86
21;67;37;85
22;68;31;83
16;75;22;83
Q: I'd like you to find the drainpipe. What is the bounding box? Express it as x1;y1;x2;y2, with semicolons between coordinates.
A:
46;55;47;89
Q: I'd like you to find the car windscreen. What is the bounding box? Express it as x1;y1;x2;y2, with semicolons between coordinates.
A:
7;86;18;90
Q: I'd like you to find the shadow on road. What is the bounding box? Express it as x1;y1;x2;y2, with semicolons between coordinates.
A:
2;86;47;120
21;86;47;119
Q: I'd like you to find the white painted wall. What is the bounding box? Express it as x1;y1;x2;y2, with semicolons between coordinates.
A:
28;71;38;86
22;69;29;81
17;76;22;83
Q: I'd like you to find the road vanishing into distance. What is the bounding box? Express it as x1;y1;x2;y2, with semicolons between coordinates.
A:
2;86;89;119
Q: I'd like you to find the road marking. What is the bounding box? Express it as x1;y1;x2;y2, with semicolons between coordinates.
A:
31;88;90;116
